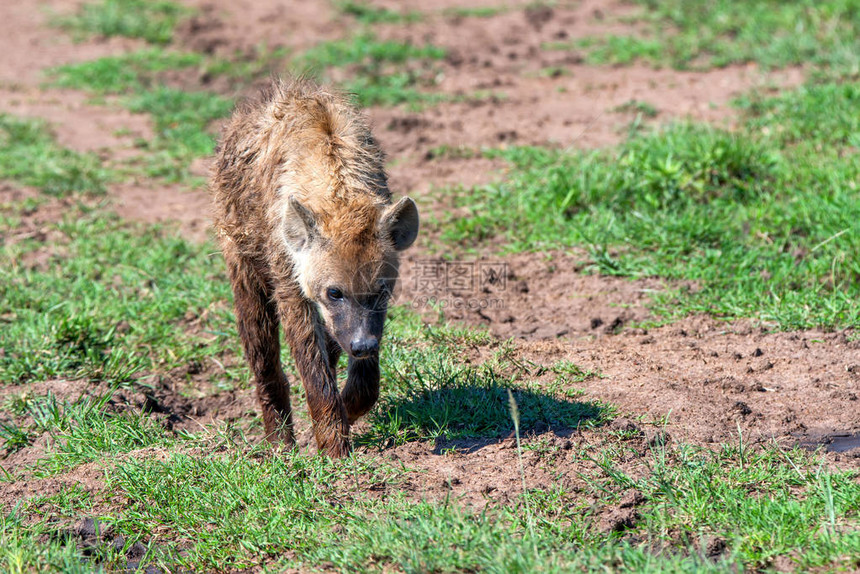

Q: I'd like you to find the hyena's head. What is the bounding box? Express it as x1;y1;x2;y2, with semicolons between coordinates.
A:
282;195;419;359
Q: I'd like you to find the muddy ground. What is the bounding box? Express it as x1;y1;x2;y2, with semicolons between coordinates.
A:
1;0;858;520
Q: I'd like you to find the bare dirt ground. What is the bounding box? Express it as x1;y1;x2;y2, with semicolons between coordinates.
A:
1;0;858;520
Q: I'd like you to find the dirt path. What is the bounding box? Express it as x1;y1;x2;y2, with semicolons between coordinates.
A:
2;0;857;466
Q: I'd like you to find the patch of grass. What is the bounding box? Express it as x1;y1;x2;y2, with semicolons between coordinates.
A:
39;403;173;475
0;512;92;574
0;114;111;196
1;389;172;473
424;144;481;160
442;6;506;18
0;207;237;386
334;0;422;23
738;82;860;149
297;32;445;70
563;0;860;72
125;86;234;180
50;50;232;182
341;72;450;108
443;81;860;329
294;32;448;108
580;440;860;571
359;352;605;447
613;99;659;118
565;35;665;67
57;0;191;44
203;45;291;84
3;430;847;572
50;49;203;94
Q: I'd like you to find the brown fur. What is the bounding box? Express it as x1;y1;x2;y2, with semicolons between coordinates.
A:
211;78;417;456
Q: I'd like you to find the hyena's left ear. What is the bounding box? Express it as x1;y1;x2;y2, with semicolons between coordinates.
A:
380;197;419;251
283;196;318;252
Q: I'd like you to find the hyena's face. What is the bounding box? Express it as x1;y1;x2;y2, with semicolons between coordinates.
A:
282;196;419;359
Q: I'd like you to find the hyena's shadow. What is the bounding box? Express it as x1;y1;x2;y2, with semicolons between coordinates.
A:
354;382;606;453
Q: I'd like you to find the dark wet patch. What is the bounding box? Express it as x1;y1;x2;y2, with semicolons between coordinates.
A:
796;431;860;456
48;516;170;573
826;433;860;454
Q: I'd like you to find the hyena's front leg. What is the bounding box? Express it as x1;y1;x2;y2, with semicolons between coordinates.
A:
279;291;350;457
224;248;294;446
342;357;380;425
325;333;342;371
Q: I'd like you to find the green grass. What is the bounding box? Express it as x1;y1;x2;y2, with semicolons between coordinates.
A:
442;6;507;18
50;49;233;182
50;49;203;94
1;389;173;473
1;195;857;571
7;427;858;572
125;86;234;180
57;0;191;44
0;208;237;386
738;81;860;148
556;0;860;72
333;0;422;23
0;114;111;197
294;32;449;108
443;80;860;329
359;331;606;447
0;511;93;574
614;99;660;118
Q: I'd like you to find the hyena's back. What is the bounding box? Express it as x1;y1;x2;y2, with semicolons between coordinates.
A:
211;78;391;262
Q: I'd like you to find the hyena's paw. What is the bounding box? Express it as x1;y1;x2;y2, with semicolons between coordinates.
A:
263;418;296;450
315;430;351;458
325;439;351;458
265;429;296;450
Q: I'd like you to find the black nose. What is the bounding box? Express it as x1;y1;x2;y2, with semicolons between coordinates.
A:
350;336;379;358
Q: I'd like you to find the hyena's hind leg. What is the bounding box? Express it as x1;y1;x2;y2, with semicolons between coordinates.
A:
224;247;294;446
342;357;380;425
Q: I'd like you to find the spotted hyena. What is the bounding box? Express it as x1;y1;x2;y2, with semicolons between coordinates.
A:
210;78;419;457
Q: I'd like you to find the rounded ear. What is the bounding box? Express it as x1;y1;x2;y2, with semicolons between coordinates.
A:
283;196;318;251
381;197;419;251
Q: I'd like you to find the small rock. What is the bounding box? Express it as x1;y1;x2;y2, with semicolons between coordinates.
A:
619;490;645;508
112;536;126;553
611;418;643;435
731;401;752;417
186;360;203;375
443;477;462;489
127;541;148;559
76;517;111;541
599;507;638;533
705;535;727;558
604;317;624;334
646;430;671;447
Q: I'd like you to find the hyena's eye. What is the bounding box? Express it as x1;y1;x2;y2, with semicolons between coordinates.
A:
326;287;344;302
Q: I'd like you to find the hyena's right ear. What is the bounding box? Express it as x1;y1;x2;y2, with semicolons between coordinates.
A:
283;197;318;252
